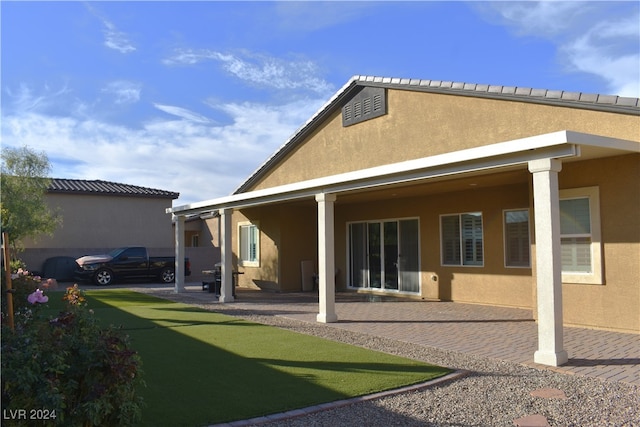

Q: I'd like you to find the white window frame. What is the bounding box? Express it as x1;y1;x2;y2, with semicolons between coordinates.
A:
503;208;531;268
440;212;484;267
559;187;602;285
238;221;260;267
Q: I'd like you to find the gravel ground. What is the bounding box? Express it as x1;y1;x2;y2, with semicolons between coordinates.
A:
146;292;640;427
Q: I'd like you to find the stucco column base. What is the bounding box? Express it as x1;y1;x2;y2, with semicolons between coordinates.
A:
219;295;235;303
316;313;338;323
534;349;569;367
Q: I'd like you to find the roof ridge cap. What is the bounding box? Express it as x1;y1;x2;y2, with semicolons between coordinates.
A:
352;75;639;106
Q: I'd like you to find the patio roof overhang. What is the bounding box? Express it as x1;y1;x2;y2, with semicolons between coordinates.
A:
167;130;638;217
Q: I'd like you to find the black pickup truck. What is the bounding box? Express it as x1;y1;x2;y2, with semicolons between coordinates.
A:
74;246;191;286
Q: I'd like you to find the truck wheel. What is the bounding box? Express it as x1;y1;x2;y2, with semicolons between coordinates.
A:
160;267;175;283
94;268;114;286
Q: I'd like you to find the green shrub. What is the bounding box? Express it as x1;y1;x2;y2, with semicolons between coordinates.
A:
1;285;144;426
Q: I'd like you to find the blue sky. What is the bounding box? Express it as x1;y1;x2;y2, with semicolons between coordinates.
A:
2;1;639;205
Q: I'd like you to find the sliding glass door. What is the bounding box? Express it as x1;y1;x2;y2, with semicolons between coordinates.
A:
349;218;419;293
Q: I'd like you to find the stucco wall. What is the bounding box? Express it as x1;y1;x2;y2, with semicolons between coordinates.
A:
251;89;639;191
335;181;534;309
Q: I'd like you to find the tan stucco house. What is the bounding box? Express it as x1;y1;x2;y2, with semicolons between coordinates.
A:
21;178;179;275
168;75;640;367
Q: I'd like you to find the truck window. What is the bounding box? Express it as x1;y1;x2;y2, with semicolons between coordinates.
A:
123;247;147;259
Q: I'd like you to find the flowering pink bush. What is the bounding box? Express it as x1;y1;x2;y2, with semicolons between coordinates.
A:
2;269;41;317
2;283;144;426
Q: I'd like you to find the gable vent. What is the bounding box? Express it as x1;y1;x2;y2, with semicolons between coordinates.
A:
343;104;352;121
342;86;387;127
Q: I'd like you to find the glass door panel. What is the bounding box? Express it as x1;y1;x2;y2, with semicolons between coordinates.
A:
349;223;367;287
399;219;419;292
368;223;382;288
348;219;420;293
383;221;398;290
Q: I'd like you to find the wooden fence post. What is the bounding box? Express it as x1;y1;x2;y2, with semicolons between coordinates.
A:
2;232;15;331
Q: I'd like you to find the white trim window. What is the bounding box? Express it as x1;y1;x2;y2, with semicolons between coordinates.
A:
504;209;531;268
559;187;602;284
441;212;483;266
238;222;259;267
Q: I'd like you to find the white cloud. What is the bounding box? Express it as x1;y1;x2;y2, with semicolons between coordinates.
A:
153;103;213;124
1;96;325;205
102;81;141;104
480;1;640;97
103;21;136;54
85;3;136;54
274;1;378;32
164;49;333;95
562;14;640;97
4;83;71;113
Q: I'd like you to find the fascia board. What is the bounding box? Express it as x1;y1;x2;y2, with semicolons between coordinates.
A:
564;130;640;152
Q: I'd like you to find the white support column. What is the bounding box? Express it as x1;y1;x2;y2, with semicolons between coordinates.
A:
528;158;568;366
219;208;234;303
174;214;186;293
315;193;338;323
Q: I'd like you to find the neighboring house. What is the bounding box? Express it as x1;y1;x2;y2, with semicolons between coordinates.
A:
168;75;639;366
21;178;179;276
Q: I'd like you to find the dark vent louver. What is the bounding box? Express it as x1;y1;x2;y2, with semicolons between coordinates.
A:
354;101;362;118
373;94;382;111
343;104;352;121
342;86;387;127
363;97;372;115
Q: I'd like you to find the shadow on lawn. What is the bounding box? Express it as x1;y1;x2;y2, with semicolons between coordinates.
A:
81;291;448;427
250;357;449;375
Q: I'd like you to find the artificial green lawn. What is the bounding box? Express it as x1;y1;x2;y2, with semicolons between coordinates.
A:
45;290;450;426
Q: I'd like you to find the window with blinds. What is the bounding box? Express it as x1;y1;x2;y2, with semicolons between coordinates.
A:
504;209;530;267
239;223;259;267
558;187;602;284
560;197;592;273
441;212;483;266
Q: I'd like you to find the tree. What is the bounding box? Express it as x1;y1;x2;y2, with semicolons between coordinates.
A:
1;146;61;258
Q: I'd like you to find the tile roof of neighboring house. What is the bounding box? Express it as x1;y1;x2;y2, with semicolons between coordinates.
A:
235;75;640;194
48;178;179;199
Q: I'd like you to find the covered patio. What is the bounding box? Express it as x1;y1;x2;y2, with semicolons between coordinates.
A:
167;130;639;367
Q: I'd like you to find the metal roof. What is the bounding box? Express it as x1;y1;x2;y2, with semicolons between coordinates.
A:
48;178;179;199
234;75;640;194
